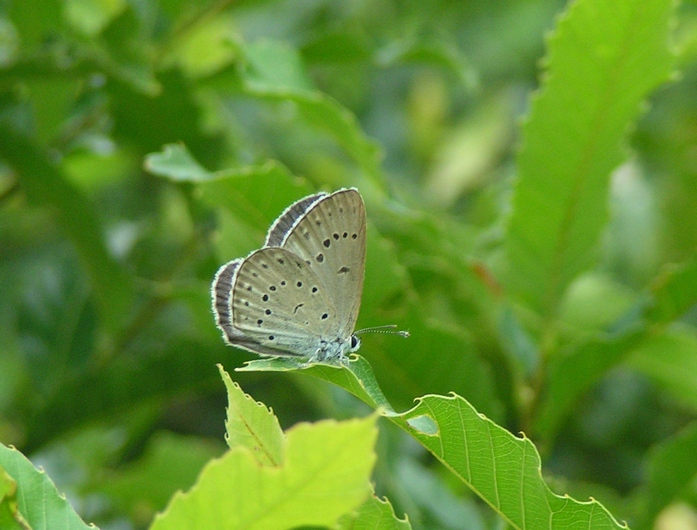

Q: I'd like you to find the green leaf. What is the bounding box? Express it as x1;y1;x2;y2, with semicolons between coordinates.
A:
96;432;222;525
537;257;697;440
0;17;19;66
0;444;94;530
375;34;478;90
8;0;61;48
64;0;127;37
197;163;314;242
162;13;240;78
22;339;231;451
237;356;395;413
559;273;638;332
150;415;378;530
504;0;676;317
394;458;486;529
239;356;625;528
534;328;646;440
400;395;626;529
0;124;134;331
144;143;216;182
242;87;384;183
337;493;412;530
219;365;284;466
201;38;386;181
635;421;697;529
627;325;697;411
0;466;29;530
245;40;315;91
645;255;697;325
146;144;315;258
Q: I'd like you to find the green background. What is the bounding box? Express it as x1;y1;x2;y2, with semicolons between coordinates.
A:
1;0;696;528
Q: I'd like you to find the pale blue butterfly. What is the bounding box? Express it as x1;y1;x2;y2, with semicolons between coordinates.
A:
212;188;379;364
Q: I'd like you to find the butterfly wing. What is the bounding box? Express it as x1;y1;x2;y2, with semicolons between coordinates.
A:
265;192;327;247
213;258;293;356
276;188;366;339
226;247;340;357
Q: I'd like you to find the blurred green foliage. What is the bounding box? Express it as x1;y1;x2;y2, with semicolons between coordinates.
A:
1;0;697;528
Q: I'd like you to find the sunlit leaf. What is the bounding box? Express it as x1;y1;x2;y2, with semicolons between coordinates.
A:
239;355;626;529
219;365;284;465
337;492;412;530
150;415;378;530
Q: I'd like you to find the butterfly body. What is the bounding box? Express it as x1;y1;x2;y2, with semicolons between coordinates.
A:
212;188;366;364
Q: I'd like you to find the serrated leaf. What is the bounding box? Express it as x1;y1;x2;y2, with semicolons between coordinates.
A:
401;395;626;530
150;416;377;530
239;355;626;528
337;493;411;530
218;365;284;466
0;444;94;530
504;0;676;317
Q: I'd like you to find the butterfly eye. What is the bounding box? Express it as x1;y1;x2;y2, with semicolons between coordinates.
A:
350;335;361;351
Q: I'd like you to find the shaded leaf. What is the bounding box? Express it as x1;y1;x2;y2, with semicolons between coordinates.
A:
534;328;646;440
627;325;697;411
645;256;697;325
144;143;215;182
0;124;134;331
634;421;697;529
504;0;676;317
97;432;222;525
401;394;626;529
0;444;94;530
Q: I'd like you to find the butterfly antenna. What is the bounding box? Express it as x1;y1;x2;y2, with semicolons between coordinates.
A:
355;324;410;338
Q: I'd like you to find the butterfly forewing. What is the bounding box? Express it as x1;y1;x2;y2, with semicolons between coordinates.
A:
265;192;327;247
277;189;366;338
230;247;339;357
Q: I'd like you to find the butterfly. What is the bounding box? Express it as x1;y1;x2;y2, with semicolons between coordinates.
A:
212;188;367;364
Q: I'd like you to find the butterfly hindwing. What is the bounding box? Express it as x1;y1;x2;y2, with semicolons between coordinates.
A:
230;247;340;357
212;259;288;356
